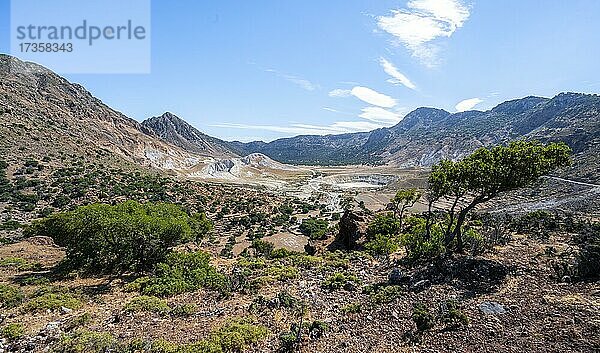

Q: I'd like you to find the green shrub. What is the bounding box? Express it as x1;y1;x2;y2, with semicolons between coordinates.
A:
440;300;469;327
147;318;270;352
0;219;23;231
0;257;42;271
276;291;306;314
287;254;323;268
2;323;24;340
306;320;328;339
264;265;298;281
0;283;25;308
279;329;299;352
364;233;400;256
63;313;92;332
26;201;213;274
299;218;329;240
553;222;600;281
321;272;360;291
124;276;151;292
24;287;82;312
270;248;296;259
412;303;434;331
171;303;198;317
321;251;350;268
238;256;267;269
401;217;446;261
341;302;362;314
208;317;269;352
18;274;50;286
365;213;402;256
52;330;120;353
368;213;401;237
575;223;600;280
125;296;170;314
139;251;230;297
364;284;403;305
251;239;275;258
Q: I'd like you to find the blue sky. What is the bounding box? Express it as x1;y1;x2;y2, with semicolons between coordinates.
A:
2;0;600;142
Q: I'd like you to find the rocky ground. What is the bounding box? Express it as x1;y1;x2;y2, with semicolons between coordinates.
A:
1;218;599;352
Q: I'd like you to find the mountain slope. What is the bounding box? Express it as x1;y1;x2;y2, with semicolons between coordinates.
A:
0;55;207;172
142;112;238;158
233;93;600;181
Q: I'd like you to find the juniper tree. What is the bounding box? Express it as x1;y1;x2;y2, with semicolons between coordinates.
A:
427;140;571;252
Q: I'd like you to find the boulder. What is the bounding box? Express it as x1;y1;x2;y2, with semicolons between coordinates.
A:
479;301;507;314
333;210;371;250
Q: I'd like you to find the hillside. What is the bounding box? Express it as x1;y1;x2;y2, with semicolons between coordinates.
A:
234;94;600;182
0;55;205;172
142;112;238;159
0;56;599;353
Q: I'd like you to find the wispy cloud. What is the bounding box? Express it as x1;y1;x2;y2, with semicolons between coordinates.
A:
265;69;320;91
455;97;483;112
380;57;416;89
350;86;397;108
359;107;405;124
330;86;397;108
322;107;350;114
328;88;352;97
211;121;385;136
377;0;471;67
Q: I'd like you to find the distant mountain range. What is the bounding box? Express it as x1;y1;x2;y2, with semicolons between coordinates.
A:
1;54;598;182
231;94;600;170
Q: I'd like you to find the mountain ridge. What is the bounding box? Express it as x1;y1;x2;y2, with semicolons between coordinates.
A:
1;55;598;182
141;112;238;158
229;92;599;171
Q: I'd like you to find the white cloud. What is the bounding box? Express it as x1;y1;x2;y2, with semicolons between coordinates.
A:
350;86;397;108
380;58;416;89
266;69;320;91
323;107;344;113
359;107;404;124
328;88;352;97
455;97;483;112
377;0;471;67
211;121;384;137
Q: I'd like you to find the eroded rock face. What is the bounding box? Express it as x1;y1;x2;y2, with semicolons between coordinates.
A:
334;210;372;250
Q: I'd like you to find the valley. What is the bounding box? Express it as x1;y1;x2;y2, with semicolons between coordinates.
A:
0;55;599;353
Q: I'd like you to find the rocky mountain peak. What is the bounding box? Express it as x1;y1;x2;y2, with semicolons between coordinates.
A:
142;112;238;158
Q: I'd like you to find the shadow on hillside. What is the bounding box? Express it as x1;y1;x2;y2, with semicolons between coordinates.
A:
409;257;511;294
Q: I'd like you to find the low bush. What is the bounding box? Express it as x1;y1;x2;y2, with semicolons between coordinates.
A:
340;302;362;314
208;317;269;352
24;287;82;312
279;329;298;352
26;201;212;274
264;265;298;281
364;284;403;305
171;303;197;317
440;299;469;327
0;283;25;308
401;217;446;261
251;239;275;258
299;218;329;240
52;329;120;353
321;272;360;291
412;303;434;331
365;213;402;256
306;320;328;339
2;323;24;340
0;257;42;271
138;251;230;297
124;296;170;315
53;318;268;353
